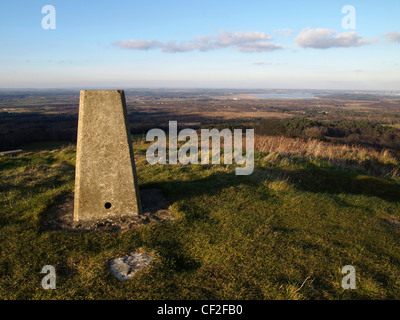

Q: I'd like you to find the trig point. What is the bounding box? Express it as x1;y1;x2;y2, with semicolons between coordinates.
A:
74;90;141;222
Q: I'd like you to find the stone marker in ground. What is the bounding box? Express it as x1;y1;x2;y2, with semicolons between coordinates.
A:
109;252;153;281
74;90;141;223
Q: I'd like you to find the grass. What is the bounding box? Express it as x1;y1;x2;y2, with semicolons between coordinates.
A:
383;124;400;130
1;139;400;299
255;135;400;180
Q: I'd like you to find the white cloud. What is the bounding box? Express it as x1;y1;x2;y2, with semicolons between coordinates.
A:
295;28;374;49
237;42;282;53
253;62;288;66
384;31;400;43
274;28;295;38
112;39;163;50
113;31;282;53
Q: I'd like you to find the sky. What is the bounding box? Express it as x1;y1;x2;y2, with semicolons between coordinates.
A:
0;0;399;90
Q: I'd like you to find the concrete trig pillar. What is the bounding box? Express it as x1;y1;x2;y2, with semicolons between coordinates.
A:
74;90;141;222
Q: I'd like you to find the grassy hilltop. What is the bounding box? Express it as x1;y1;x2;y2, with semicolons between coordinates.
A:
1;137;400;300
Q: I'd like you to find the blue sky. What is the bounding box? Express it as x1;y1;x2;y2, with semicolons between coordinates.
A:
0;0;399;89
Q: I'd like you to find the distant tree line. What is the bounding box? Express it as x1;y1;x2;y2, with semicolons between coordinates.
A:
0;112;78;151
255;119;400;152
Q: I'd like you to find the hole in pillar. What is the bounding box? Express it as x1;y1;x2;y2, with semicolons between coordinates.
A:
105;202;112;210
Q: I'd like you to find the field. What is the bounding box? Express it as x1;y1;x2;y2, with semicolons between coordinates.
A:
2;89;400;152
1;89;400;299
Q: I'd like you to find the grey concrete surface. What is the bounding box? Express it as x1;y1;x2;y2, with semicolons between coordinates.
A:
74;90;141;222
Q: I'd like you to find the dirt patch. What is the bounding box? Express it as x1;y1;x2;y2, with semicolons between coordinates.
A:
41;188;174;232
381;217;400;229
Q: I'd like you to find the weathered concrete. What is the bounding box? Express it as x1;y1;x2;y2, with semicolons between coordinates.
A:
109;252;153;281
74;90;141;222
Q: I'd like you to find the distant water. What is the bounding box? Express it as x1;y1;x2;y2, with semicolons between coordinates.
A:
253;93;318;99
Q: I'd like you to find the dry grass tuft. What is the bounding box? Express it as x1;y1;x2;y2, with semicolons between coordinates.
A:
255;135;400;178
